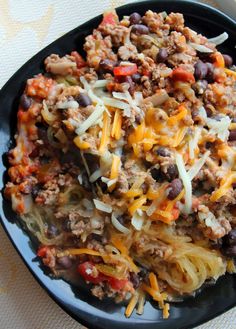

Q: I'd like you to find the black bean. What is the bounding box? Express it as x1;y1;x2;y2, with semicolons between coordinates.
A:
150;168;162;181
228;130;236;141
31;184;41;200
132;73;141;83
83;153;100;174
205;62;215;83
131;24;149;35
138;267;149;280
62;219;71;232
205;141;213;149
129;12;142;25
20;94;32;111
81;172;92;191
99;59;117;73
211;238;223;250
223;229;236;246
156;147;170;157
156;48;168;63
222;245;236;258
130;272;140;289
167;178;183;200
47;224;59;238
36;123;48;143
57;256;73;269
222;54;233;67
76;93;92;107
166;164;178;181
194;60;208;80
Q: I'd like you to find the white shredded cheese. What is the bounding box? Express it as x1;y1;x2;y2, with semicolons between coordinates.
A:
75;103;105;135
206;116;231;142
175;153;192;214
93;199;112;213
77;174;83;184
111;213;130;234
89;169;102;183
208;32;228;45
188;151;210;181
189;127;202;159
131;211;144;231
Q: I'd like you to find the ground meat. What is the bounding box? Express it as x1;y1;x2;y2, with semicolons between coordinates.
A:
167;31;187;54
165;12;185;31
167;53;194;66
114;170;129;196
197;205;231;239
98;22;129;47
118;44;138;60
84;30;117;69
45;54;77;76
142;10;168;34
91;284;105;300
36;179;60;205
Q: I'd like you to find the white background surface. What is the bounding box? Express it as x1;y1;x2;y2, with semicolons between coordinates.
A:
0;1;236;328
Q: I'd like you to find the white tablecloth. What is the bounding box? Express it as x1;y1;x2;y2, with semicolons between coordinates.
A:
0;1;235;328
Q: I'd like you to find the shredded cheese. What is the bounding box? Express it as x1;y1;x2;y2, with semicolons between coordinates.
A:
188;151;210;181
111;109;122;140
125;293;139;317
176;153;192;214
93;199;112;213
167;105;188;126
99;111;110;154
129;195;147;216
75;103;105;136
210;172;236;202
73;136;90;150
111;213;130;234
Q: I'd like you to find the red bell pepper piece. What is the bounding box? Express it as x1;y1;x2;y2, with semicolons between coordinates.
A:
77;261;107;284
71;51;86;68
114;64;138;76
172;67;195;83
37;246;50;258
100;11;118;26
108;277;128;291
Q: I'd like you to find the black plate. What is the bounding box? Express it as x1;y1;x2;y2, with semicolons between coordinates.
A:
0;1;236;328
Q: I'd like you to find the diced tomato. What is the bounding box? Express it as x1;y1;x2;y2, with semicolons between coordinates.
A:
37;246;49;258
142;68;151;77
171;206;180;221
77;261;107;284
78;262;129;290
100;11;118;26
71;51;87;69
26;75;54;99
172;67;195;84
114;64;138;76
108;278;128;291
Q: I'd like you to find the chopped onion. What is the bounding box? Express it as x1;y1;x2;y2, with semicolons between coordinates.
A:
208;32;228;45
107;178;118;187
93;80;108;88
111;213;130;234
89;169;102;183
131;212;144;231
75;103;105;135
56;100;79;109
93;199;112;213
80;76;90;91
189;42;213;53
143;90;169;106
81;198;94;210
175;153;192;214
188;151;210;181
